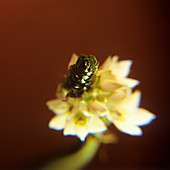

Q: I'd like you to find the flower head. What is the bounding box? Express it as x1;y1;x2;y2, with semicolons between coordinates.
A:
47;54;156;142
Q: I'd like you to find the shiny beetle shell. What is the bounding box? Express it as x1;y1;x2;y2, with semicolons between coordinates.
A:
63;55;99;97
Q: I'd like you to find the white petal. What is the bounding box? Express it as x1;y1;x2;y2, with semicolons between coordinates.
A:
90;101;109;117
97;90;111;101
75;126;88;141
99;69;118;92
99;56;112;70
132;108;156;126
100;80;122;92
100;70;116;81
49;114;68;130
79;103;91;116
64;119;76;135
106;55;119;70
106;111;123;122
68;53;78;68
118;90;141;114
107;89;128;108
118;78;140;88
111;59;132;78
88;116;107;133
46;99;69;115
56;84;68;99
113;120;142;136
111;55;119;62
66;111;75;120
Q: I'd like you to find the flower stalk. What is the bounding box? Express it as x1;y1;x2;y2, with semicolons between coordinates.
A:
41;136;101;170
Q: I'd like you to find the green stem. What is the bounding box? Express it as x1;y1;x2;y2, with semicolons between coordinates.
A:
41;136;101;170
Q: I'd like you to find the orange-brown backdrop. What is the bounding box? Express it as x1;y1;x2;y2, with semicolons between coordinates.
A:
0;0;169;169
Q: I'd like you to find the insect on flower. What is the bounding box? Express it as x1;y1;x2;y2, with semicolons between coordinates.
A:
63;55;99;98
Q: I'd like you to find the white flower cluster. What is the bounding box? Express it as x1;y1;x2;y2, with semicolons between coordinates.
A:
47;54;156;141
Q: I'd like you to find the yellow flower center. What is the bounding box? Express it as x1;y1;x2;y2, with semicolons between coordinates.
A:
74;113;87;126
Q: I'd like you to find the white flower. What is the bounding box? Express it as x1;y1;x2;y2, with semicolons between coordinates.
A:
64;113;107;141
47;99;107;141
106;90;156;136
99;56;140;88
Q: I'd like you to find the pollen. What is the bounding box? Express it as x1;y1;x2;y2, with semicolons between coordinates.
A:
74;113;87;126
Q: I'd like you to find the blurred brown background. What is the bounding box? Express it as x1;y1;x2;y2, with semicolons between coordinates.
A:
0;0;169;169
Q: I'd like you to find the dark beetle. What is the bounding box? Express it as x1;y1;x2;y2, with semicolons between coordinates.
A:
63;55;99;98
